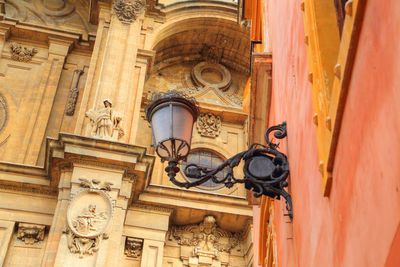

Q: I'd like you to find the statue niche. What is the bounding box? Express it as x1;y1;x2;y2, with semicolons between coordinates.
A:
86;99;124;140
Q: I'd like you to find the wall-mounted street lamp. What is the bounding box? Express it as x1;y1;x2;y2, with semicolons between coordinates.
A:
145;90;293;218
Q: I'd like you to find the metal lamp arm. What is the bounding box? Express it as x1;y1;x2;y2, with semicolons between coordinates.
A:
164;122;293;219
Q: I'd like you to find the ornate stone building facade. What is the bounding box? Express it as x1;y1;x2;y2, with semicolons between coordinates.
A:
0;0;252;266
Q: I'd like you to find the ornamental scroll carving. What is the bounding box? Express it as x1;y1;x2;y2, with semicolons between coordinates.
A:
196;113;222;138
9;42;38;62
113;0;145;23
65;179;113;258
17;223;45;245
169;215;241;254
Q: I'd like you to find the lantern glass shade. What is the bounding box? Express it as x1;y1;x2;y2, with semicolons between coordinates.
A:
146;91;198;162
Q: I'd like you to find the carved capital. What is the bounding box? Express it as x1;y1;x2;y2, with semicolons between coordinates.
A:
125;237;143;258
17;223;45;245
113;0;146;23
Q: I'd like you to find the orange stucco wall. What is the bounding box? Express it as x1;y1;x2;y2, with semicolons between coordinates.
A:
264;0;400;266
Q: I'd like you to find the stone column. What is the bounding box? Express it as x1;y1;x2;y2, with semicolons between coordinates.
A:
41;167;73;267
75;1;154;144
40;134;154;267
48;164;134;267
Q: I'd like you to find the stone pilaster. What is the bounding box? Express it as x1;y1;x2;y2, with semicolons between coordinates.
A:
3;37;72;165
124;204;173;267
40;134;155;267
75;2;154;144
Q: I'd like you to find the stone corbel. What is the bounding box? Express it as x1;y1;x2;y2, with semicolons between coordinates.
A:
125;237;143;258
16;223;46;245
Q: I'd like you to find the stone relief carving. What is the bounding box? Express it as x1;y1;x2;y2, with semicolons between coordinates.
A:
0;94;8;135
113;0;146;23
65;178;113;258
64;228;108;258
196;113;222;138
79;178;114;191
169;215;241;254
85;99;124;140
125;237;143;258
72;204;108;236
65;70;84;116
9;42;38;62
17;223;45;245
191;61;232;92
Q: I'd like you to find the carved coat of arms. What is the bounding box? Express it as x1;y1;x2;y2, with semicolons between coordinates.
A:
65;179;113;257
113;0;145;23
196;113;222;138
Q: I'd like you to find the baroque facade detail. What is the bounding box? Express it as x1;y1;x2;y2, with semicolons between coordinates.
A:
197;113;222;138
113;0;145;23
65;178;113;257
17;223;45;245
169;215;241;254
0;94;8;135
9;42;38;62
86;99;124;140
125;237;143;258
65;70;84;116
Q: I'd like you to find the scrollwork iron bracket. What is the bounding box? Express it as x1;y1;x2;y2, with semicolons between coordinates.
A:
166;122;293;219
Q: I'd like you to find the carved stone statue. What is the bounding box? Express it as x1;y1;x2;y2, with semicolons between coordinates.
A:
86;99;124;140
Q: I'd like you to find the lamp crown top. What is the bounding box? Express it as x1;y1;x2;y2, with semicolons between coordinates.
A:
145;90;199;122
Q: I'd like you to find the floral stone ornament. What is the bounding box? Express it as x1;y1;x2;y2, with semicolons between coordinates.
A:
113;0;146;23
9;42;38;62
65;179;113;258
196;113;222;138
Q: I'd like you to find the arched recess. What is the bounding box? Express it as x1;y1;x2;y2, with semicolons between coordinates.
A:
147;16;251;74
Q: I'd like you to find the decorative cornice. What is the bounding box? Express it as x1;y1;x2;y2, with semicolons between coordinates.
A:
0;183;58;196
130;203;174;214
